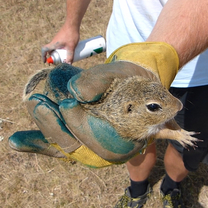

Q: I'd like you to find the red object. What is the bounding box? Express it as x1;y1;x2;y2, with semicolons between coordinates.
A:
47;57;54;64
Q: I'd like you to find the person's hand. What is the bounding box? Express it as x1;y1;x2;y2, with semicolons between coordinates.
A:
10;63;144;167
59;42;180;161
9;62;150;167
41;23;80;64
55;42;179;163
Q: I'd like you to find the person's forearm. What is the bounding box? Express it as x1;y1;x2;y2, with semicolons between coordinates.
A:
65;0;91;31
41;0;91;64
147;0;208;68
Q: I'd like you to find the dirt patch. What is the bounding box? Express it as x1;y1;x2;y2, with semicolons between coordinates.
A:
1;0;208;207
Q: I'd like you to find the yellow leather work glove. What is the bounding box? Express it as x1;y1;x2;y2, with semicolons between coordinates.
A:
106;42;179;89
9;43;180;169
62;42;180;165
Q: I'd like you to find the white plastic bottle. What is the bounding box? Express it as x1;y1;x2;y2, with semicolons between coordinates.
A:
47;35;106;65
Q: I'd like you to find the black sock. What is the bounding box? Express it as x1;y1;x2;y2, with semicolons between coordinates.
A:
129;179;149;198
161;174;181;195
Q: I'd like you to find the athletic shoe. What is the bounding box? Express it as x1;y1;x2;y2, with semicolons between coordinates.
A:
160;188;185;208
114;184;152;208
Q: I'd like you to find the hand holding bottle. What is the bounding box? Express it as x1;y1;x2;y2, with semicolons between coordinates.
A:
41;23;80;64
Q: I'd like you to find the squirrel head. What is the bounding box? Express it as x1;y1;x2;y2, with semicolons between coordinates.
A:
85;76;182;140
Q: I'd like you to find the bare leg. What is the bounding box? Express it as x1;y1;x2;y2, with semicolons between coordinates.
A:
164;143;189;182
126;142;157;181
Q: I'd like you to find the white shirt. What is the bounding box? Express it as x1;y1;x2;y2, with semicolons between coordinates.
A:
106;0;208;88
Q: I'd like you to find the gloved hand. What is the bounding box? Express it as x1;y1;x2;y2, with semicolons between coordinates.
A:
9;64;119;168
9;62;155;167
9;42;180;168
59;42;180;163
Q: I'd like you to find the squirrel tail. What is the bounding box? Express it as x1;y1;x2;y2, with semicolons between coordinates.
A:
23;68;51;101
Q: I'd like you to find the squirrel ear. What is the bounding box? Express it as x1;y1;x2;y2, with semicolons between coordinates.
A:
112;77;123;86
104;77;123;95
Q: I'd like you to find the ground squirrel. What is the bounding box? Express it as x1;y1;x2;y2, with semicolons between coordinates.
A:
24;64;198;148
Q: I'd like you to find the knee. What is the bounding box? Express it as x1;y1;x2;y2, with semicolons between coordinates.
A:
164;143;189;181
164;143;183;166
126;143;157;180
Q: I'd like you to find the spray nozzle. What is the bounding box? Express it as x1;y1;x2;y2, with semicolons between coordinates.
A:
46;57;54;64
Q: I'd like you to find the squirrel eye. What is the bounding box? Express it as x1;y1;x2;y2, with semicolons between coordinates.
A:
146;103;162;112
127;104;132;113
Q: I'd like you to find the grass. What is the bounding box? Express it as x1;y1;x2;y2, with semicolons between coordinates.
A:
0;0;208;207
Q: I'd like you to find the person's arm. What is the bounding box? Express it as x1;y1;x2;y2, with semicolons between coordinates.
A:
41;0;91;64
147;0;208;68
